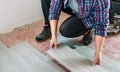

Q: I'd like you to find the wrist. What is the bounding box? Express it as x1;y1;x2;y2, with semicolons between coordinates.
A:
95;51;102;56
52;35;57;39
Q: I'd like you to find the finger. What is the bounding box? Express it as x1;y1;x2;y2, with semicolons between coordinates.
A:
97;60;101;65
97;62;101;65
54;43;57;49
50;42;52;48
50;43;54;48
92;60;97;65
52;44;55;48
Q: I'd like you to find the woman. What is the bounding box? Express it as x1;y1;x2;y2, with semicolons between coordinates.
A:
36;0;92;46
49;0;110;65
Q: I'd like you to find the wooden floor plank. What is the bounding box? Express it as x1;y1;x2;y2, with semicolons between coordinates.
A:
8;42;65;72
0;41;65;72
75;46;120;72
0;44;23;72
47;45;109;72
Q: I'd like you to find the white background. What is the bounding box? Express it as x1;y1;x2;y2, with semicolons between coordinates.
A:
0;0;43;33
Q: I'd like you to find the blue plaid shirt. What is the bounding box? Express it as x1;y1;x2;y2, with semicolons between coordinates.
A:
49;0;110;37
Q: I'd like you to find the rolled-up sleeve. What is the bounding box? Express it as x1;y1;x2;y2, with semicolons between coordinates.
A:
48;0;62;20
94;0;110;37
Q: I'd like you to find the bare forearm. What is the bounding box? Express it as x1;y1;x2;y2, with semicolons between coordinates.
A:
95;35;105;55
50;20;58;38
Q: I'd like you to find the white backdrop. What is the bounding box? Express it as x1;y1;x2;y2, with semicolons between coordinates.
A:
0;0;43;33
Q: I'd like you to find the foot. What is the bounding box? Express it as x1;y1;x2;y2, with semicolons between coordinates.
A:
81;29;93;46
35;27;51;42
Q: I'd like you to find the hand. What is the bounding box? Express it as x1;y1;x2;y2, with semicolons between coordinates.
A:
92;52;102;65
50;37;57;49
